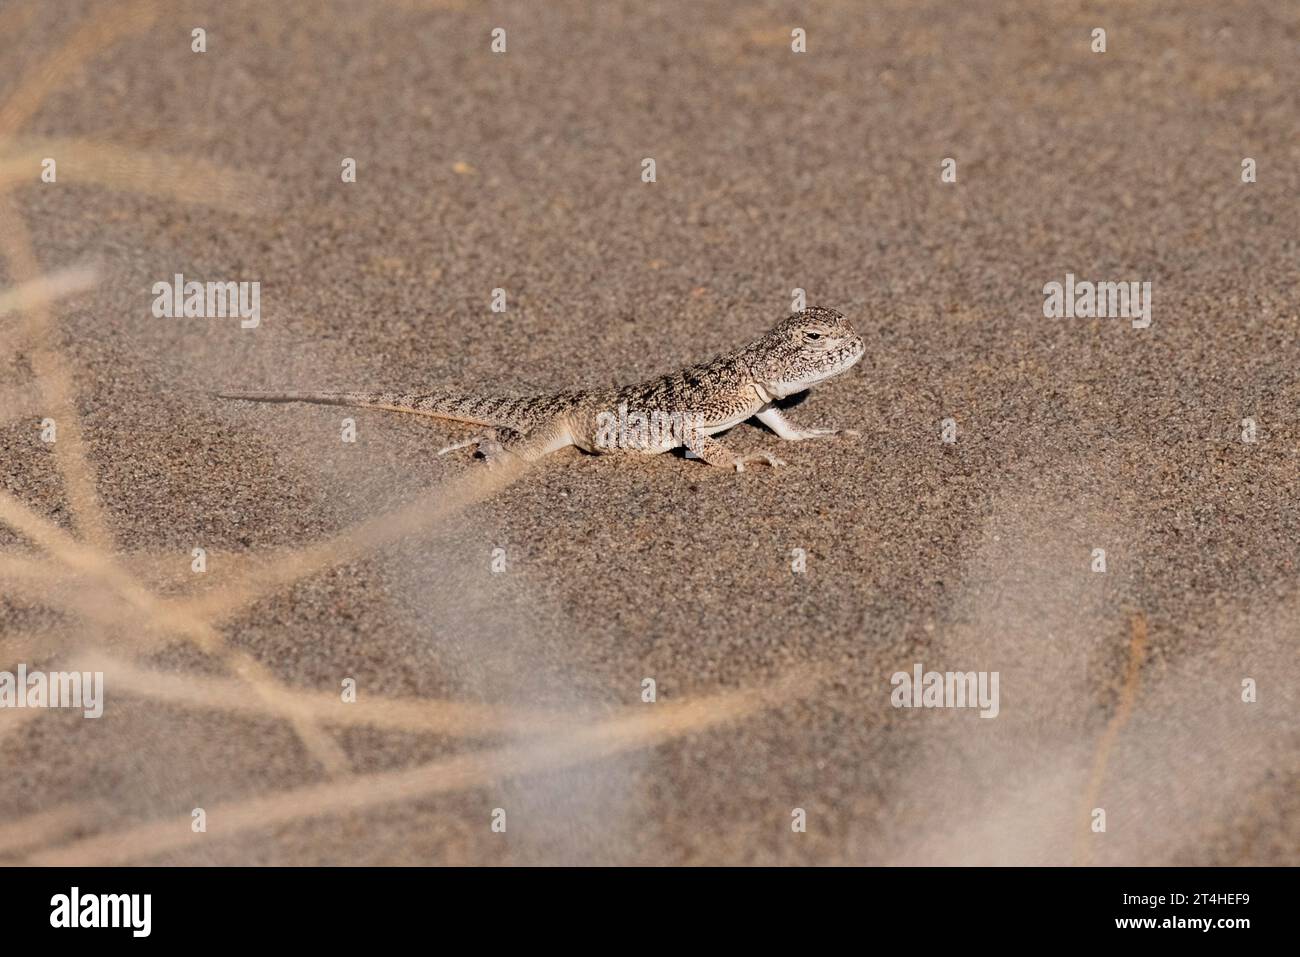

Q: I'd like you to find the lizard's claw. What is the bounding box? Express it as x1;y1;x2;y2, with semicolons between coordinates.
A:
734;451;786;472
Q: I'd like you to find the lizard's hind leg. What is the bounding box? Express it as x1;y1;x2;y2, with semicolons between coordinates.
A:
437;427;523;458
483;416;576;469
441;417;576;469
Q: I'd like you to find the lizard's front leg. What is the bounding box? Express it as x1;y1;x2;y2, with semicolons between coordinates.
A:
756;405;859;442
685;431;785;472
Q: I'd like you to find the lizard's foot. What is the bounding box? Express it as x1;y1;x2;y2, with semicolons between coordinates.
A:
439;428;521;459
685;431;786;471
479;440;524;470
441;436;518;470
756;406;859;443
438;434;489;456
733;451;786;472
781;426;860;441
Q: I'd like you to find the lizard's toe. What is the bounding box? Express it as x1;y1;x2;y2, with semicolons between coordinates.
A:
789;426;857;441
735;451;785;471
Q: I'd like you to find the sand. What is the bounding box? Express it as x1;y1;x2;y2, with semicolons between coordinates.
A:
0;0;1295;865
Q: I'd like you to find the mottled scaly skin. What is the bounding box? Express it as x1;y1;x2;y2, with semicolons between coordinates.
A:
218;306;866;471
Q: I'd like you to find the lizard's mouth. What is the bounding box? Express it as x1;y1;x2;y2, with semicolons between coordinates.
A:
771;341;865;396
832;337;866;375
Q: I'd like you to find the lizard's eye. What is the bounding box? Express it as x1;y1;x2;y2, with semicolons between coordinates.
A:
804;331;823;342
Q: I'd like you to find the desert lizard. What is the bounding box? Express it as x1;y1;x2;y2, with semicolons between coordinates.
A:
217;306;865;471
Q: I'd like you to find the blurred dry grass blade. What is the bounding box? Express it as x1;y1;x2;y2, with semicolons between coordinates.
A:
72;652;589;738
1074;613;1149;865
0;490;350;775
0;138;278;214
171;461;532;625
0;264;98;316
0;197;113;548
27;667;823;865
0;0;161;138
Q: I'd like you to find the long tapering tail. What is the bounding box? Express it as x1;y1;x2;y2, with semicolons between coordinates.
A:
213;389;538;429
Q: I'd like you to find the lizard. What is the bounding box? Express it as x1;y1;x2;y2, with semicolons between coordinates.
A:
216;306;866;472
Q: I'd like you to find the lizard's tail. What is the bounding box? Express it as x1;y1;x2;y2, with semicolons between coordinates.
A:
213;389;536;428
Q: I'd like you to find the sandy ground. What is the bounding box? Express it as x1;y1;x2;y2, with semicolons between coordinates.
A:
0;0;1296;865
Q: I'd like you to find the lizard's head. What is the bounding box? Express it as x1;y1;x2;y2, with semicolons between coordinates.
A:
748;306;865;399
